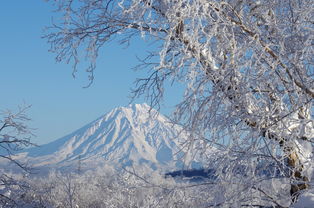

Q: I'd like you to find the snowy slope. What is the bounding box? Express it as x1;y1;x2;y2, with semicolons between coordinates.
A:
18;104;193;171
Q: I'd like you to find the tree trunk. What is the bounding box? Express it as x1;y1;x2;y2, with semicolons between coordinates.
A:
286;150;309;203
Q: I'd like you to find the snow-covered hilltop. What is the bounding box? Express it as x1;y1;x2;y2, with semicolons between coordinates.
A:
17;103;193;172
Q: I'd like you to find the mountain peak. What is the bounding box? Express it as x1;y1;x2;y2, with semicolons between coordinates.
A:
130;103;150;110
116;103;152;114
104;103;164;126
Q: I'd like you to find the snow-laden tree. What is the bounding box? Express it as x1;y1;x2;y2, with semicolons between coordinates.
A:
16;166;215;208
0;105;35;207
45;0;313;206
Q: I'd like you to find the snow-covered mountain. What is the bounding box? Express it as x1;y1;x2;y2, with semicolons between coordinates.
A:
16;103;196;172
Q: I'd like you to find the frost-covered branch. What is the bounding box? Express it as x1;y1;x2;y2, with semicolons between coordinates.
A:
0;104;35;207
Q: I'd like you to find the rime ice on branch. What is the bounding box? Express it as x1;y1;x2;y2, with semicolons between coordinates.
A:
0;105;35;206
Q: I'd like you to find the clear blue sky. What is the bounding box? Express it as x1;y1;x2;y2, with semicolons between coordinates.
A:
0;0;183;145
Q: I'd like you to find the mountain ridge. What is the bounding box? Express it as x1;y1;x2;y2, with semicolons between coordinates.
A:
17;103;193;172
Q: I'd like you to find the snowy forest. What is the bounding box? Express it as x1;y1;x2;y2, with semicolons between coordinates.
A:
1;0;314;207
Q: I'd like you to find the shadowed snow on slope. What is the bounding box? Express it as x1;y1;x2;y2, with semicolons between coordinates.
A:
21;104;192;171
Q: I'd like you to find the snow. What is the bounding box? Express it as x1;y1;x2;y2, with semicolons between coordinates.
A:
296;139;313;179
294;192;314;208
